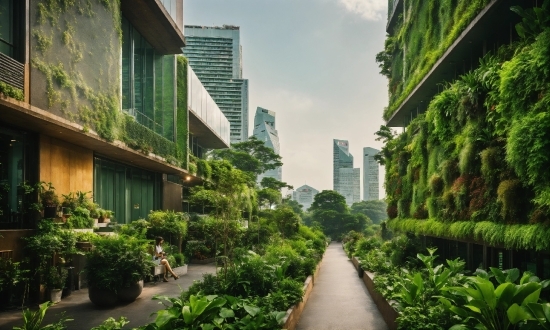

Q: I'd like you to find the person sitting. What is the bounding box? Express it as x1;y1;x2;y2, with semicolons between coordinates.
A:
154;236;179;282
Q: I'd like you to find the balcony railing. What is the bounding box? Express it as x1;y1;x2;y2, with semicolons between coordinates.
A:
0;52;24;91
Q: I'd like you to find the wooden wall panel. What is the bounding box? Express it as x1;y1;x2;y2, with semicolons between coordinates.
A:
39;135;93;197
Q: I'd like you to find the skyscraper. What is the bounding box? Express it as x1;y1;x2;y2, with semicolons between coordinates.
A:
333;139;360;205
292;185;319;211
363;147;380;201
253;107;281;183
333;139;353;191
183;25;249;144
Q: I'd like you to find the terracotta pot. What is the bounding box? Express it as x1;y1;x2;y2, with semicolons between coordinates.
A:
88;286;118;307
117;280;143;302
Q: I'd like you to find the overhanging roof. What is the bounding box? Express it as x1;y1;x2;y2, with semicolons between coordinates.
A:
188;108;230;149
121;0;185;55
0;97;197;180
386;0;522;127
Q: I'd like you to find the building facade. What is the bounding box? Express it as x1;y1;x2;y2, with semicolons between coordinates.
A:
292;185;319;211
363;147;379;201
382;0;547;274
183;25;249;144
333;139;360;205
253;107;281;183
0;0;228;260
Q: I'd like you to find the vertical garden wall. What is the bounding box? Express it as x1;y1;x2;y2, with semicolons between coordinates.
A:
30;0;121;141
381;9;550;251
379;0;491;120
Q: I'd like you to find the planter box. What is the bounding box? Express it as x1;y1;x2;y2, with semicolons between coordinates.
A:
282;257;323;330
71;228;94;233
172;264;188;276
351;255;398;330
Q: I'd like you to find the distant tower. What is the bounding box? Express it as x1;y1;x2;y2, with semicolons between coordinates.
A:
333;139;360;205
184;25;249;143
363;147;380;201
253;107;281;183
292;185;319;211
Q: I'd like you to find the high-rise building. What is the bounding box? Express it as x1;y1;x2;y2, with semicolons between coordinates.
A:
253;107;281;183
363;147;379;201
333;139;360;205
292;185;319;211
183;25;249;144
339;168;361;206
333;139;353;191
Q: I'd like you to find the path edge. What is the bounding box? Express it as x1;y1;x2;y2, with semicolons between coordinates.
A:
282;255;323;330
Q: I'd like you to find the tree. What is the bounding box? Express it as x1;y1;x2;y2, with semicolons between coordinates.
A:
350;200;388;224
309;190;368;239
282;194;304;216
260;177;293;190
211;137;282;181
309;190;348;214
271;206;301;238
257;188;281;209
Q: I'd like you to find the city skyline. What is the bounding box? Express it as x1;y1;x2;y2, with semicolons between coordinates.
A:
363;147;380;201
333;139;361;205
184;0;388;197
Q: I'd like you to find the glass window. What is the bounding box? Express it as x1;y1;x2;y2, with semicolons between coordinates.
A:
0;0;13;57
121;16;176;141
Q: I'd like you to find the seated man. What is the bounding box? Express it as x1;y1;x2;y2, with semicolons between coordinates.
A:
154;236;179;282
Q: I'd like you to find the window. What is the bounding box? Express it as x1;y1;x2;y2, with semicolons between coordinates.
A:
121;16;176;141
0;0;23;60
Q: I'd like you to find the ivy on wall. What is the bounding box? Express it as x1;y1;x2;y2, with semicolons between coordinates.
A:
0;81;24;101
377;0;491;120
30;0;189;171
380;15;550;251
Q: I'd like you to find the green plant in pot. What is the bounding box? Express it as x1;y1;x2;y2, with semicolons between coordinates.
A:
66;207;94;229
45;266;67;303
86;235;153;307
61;192;77;217
39;182;59;219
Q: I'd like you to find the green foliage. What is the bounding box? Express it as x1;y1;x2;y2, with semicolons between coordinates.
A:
147;210;188;243
0;81;24;101
383;0;492;120
86;235;153;292
350;200;388;224
138;293;286;330
122;115;178;160
65;206;94;229
90;317;129;330
13;302;72;330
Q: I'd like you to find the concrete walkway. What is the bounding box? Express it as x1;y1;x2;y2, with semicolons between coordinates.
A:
296;242;389;330
0;263;216;330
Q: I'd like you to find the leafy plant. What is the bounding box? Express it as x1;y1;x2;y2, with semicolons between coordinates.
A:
13;302;72;330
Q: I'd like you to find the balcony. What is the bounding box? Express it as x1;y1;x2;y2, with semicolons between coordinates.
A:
386;0;524;127
0;52;24;92
121;0;185;54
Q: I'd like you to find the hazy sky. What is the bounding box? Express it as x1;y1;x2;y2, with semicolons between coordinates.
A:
184;0;389;198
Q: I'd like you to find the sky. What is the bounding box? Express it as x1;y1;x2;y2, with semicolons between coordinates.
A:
184;0;389;199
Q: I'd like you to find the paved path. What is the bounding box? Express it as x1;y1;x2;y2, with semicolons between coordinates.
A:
296;242;389;330
0;263;216;330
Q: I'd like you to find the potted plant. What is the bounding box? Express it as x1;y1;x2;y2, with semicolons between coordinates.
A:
45;267;67;303
66;207;94;230
86;235;153;307
61;192;77;218
103;210;113;223
39;182;59;219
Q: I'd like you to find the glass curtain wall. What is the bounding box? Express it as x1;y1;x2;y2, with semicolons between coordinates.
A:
0;125;38;229
121;16;176;141
93;157;161;224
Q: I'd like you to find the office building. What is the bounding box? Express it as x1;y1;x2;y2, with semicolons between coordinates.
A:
292;185;319;211
184;25;249;143
253;107;281;183
333;139;360;205
0;0;228;260
363;147;379;201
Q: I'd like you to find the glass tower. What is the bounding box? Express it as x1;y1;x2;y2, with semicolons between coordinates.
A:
183;25;249;144
333;139;360;205
363;147;380;201
253;107;281;183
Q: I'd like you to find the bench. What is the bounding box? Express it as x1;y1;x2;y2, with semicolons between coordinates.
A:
152;264;166;282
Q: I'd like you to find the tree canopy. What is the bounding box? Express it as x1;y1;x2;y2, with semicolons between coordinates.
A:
350;200;388;224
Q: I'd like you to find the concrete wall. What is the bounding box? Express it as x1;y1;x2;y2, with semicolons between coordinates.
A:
39;135;93;197
162;179;183;212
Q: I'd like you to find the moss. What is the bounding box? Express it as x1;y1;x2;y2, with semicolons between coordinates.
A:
33;30;53;54
176;56;189;169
